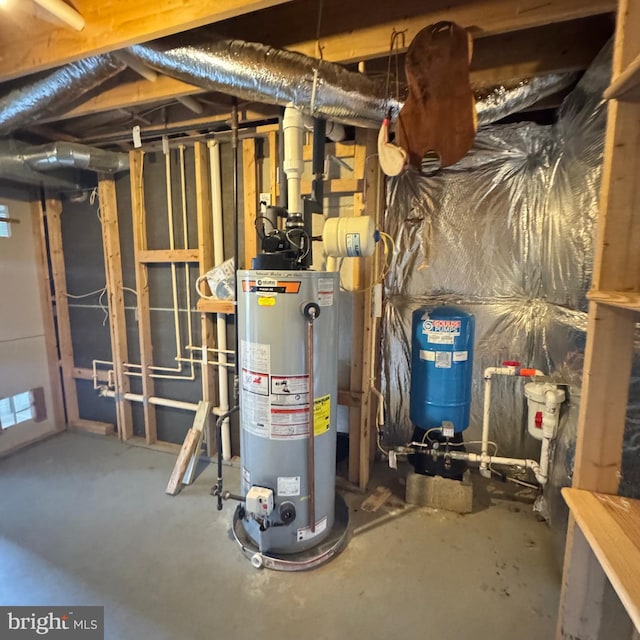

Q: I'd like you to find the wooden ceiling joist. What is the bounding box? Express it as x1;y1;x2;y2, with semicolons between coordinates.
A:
219;0;616;64
0;0;295;83
47;77;206;123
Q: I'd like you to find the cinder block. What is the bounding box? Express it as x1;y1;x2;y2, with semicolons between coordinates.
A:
405;470;473;514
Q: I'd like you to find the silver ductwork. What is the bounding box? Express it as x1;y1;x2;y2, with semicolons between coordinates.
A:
0;139;128;189
20;142;128;173
128;38;400;128
0;33;578;136
0;54;125;135
128;37;578;130
476;73;579;125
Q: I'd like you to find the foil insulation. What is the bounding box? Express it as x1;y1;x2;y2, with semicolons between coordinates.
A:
128;39;399;129
128;37;576;129
381;40;640;557
0;55;125;135
476;73;579;125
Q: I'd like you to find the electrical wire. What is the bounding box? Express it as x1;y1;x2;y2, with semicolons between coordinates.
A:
254;215;277;239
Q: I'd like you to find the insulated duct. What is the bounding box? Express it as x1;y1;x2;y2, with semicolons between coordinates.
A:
127;37;576;129
0;139;128;189
20;142;128;173
0;54;125;135
128;38;399;129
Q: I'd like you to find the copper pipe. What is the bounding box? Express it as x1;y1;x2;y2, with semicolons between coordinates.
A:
307;312;316;533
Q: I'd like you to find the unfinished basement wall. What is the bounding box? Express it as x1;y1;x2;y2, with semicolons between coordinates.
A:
60;143;240;446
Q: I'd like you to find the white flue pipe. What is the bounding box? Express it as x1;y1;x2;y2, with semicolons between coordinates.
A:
34;0;85;31
283;105;304;215
208;140;231;461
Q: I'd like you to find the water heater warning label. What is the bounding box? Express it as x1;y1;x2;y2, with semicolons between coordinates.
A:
314;394;331;436
241;340;271;438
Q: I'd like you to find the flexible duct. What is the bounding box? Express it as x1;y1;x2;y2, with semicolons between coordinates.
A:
128;38;399;129
0;54;125;135
475;73;579;125
127;37;576;129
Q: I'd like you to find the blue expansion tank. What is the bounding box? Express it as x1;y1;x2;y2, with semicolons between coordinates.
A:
410;307;475;433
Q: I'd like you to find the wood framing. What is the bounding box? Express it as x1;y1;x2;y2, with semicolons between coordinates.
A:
129;150;158;444
0;0;296;82
195;141;218;457
137;249;200;263
220;0;616;64
557;0;640;636
242;137;259;268
45;196;79;425
30;199;66;431
98;174;134;441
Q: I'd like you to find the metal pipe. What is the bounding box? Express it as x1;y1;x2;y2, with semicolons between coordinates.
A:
306;310;316;533
214;406;240;510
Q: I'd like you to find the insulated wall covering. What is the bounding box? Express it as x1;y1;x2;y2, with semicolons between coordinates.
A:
382;40;640;552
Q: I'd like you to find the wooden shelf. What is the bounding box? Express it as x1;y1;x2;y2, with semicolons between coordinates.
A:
604;50;640;101
587;289;640;311
563;488;640;631
196;298;235;314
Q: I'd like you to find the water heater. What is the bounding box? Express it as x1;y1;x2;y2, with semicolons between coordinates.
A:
237;270;339;555
410;306;475;433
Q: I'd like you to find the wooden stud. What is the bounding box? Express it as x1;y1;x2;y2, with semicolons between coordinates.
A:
242;137;259;267
136;248;201;263
30;199;65;431
195;141;218;457
45;197;79;424
130;150;158;444
98;175;134;441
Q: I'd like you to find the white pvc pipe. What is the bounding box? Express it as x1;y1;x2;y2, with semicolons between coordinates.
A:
208;140;231;461
479;365;544;477
283;105;304;214
33;0;85;31
100;389;222;416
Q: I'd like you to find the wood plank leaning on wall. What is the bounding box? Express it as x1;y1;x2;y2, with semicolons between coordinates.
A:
129;150;158;444
98;174;134;440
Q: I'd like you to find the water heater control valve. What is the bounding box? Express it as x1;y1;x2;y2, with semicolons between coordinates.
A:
246;486;274;518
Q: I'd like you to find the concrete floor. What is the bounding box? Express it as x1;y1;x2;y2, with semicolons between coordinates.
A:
0;432;561;640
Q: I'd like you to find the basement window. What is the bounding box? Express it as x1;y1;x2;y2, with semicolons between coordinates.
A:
0;388;46;429
0;204;11;238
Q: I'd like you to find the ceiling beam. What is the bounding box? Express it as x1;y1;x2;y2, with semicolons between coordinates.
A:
0;0;295;83
469;14;614;87
44;76;207;123
218;0;616;64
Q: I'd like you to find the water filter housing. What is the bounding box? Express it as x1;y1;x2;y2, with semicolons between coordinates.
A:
238;270;339;554
410;307;475;433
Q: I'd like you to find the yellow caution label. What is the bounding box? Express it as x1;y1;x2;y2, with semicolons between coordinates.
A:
314;394;331;436
258;296;276;306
